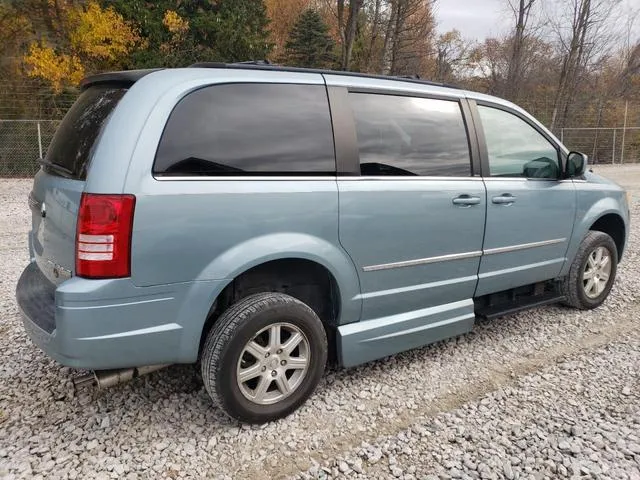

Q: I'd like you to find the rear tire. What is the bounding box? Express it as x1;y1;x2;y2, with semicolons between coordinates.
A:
200;292;327;423
561;231;617;309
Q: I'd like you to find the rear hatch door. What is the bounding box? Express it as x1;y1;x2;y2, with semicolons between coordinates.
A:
30;85;127;286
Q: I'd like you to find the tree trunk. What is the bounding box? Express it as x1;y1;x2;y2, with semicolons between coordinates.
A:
364;0;382;72
505;0;534;101
381;0;397;74
337;0;347;69
340;0;363;70
390;0;404;75
550;0;592;132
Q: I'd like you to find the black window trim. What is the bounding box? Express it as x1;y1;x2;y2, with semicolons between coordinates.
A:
470;99;565;180
327;86;360;176
329;86;479;179
152;81;338;180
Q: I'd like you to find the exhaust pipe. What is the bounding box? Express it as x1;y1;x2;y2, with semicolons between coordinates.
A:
73;364;170;390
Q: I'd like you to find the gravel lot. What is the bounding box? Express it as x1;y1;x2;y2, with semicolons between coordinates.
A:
1;165;639;480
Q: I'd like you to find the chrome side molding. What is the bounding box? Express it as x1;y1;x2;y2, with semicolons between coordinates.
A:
363;250;482;272
362;238;566;272
482;238;566;255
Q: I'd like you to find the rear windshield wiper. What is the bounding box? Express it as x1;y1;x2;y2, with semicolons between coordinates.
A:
37;158;75;178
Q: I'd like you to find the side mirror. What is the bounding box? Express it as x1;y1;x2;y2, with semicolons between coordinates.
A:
566;151;587;178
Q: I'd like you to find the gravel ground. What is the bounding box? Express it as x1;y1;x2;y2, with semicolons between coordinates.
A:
293;331;640;480
0;165;639;480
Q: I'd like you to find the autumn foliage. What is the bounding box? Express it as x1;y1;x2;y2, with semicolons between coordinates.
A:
0;0;638;160
21;1;140;92
24;43;84;93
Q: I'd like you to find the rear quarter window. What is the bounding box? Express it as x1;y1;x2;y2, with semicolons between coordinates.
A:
45;86;126;179
154;83;336;176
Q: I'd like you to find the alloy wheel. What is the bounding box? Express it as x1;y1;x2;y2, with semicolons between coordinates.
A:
236;322;310;405
582;246;612;299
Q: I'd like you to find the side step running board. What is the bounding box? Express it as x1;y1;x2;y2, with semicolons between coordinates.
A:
476;294;566;320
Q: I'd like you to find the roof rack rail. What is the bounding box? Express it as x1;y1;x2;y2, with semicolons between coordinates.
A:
189;62;227;68
187;62;458;89
233;60;272;65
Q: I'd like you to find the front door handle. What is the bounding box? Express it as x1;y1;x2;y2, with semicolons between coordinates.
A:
492;194;517;205
452;194;481;206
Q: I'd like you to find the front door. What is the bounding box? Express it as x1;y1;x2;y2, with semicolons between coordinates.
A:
332;88;487;366
473;102;577;296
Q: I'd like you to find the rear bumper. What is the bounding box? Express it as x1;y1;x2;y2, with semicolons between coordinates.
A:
16;261;227;370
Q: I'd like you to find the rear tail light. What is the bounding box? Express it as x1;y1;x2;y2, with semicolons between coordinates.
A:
76;193;135;278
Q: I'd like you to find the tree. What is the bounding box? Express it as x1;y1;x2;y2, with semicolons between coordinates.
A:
265;0;311;59
104;0;273;67
617;43;640;98
208;0;273;62
24;43;85;93
361;0;385;72
97;0;177;67
0;3;36;117
433;30;470;83
468;38;509;95
323;0;387;73
504;0;536;100
547;0;620;131
336;0;364;70
284;9;335;67
382;0;436;76
23;1;141;92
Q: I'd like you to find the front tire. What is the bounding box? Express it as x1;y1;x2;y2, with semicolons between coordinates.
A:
201;292;327;423
561;231;618;309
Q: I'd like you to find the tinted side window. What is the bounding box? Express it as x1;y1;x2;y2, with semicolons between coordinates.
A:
478;105;560;179
348;93;471;176
154;84;335;176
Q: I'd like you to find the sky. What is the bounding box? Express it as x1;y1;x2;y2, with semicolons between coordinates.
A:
435;0;508;40
434;0;640;43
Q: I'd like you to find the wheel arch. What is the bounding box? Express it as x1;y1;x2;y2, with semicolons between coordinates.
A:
195;233;361;317
198;257;347;365
192;233;362;360
561;198;628;277
589;213;626;260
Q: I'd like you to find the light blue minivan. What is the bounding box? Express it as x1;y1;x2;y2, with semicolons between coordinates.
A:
17;64;630;422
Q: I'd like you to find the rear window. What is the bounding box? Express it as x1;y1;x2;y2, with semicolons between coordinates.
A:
153;83;335;176
44;86;126;179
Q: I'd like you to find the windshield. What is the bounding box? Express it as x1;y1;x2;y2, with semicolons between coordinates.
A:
44;86;127;179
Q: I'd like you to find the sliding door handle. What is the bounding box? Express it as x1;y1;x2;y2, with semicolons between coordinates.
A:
492;194;516;205
452;195;481;206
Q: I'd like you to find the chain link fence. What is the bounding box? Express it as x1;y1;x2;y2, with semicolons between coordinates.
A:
0;119;639;178
0;120;60;177
560;127;640;164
